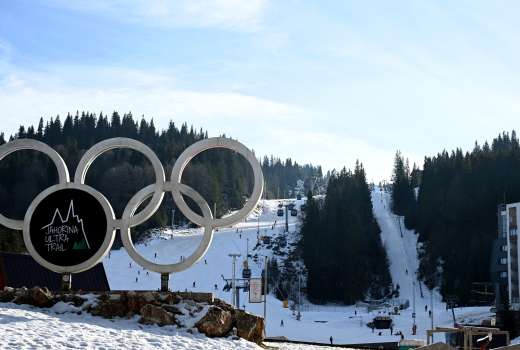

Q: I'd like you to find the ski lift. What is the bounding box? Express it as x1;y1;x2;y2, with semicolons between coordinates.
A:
297;194;302;200
277;209;284;217
290;209;298;216
242;268;252;279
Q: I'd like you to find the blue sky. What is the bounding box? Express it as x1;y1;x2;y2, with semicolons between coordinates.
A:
1;1;520;181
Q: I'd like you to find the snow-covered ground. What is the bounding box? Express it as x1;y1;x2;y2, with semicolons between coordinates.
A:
103;191;494;345
0;301;259;350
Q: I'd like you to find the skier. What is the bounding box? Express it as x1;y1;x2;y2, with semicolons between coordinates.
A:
154;252;157;259
135;277;138;283
239;233;242;239
390;326;393;335
412;324;417;335
330;336;333;345
193;281;196;288
214;284;218;290
138;270;140;275
405;269;408;275
354;309;357;315
204;259;207;265
146;271;149;276
280;320;284;327
425;305;428;312
129;262;132;268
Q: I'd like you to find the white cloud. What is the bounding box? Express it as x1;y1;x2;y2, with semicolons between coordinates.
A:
47;0;269;31
0;64;301;145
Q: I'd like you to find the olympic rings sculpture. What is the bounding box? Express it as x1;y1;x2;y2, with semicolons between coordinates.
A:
0;137;264;275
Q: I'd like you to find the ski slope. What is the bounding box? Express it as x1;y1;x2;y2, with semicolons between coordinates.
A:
103;192;493;345
371;187;442;308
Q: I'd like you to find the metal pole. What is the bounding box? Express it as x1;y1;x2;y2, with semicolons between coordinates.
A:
161;273;169;292
264;256;268;335
229;254;241;307
246;238;249;264
257;204;260;234
232;257;236;306
285;205;289;232
62;273;71;292
430;288;434;341
171;208;175;231
413;281;416;326
298;272;301;320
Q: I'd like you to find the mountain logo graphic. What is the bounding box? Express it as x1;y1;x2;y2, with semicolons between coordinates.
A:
41;200;91;250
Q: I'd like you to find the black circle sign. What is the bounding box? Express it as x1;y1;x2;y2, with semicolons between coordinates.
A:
29;188;108;267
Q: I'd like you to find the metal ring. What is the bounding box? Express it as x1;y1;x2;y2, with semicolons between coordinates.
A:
0;139;70;230
23;182;116;274
74;137;165;228
120;184;213;274
170;137;264;229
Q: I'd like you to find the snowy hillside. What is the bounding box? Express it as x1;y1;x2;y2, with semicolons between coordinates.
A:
103;191;494;344
0;191;494;348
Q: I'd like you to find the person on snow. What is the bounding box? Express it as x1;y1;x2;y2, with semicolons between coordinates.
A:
135;277;138;283
154;252;157;259
214;284;218;290
193;281;196;288
330;336;333;345
280;320;284;327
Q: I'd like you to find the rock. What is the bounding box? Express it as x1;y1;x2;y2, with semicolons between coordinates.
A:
213;298;234;313
163;293;182;305
90;297;128;318
0;287;15;302
139;304;177;326
162;304;184;316
56;294;86;307
126;292;148;315
233;309;264;344
13;287;55;308
195;306;233;338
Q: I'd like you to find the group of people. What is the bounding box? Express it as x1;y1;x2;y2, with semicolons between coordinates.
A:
128;261;151;283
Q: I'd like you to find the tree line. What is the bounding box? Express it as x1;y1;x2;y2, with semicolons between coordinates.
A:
392;131;520;304
301;162;391;304
0;112;321;252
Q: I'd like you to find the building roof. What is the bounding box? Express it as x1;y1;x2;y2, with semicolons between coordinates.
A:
0;251;109;291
